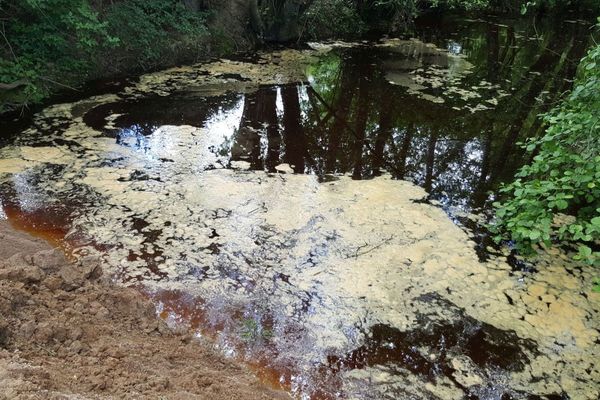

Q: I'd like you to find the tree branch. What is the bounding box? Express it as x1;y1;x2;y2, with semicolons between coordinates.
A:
0;20;17;62
0;79;28;91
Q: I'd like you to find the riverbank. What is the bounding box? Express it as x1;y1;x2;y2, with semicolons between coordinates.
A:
0;221;287;400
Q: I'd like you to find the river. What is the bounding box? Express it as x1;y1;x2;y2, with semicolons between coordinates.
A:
0;14;598;400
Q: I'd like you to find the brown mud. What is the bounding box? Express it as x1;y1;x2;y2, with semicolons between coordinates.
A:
0;221;288;400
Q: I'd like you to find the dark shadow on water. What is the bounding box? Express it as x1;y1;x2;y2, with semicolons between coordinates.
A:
83;92;241;135
151;289;545;400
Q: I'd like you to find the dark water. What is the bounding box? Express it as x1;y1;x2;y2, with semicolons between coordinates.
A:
73;15;593;214
0;14;597;400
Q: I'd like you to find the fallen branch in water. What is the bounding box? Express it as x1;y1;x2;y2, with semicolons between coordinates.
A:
0;76;82;92
344;235;396;259
38;76;81;92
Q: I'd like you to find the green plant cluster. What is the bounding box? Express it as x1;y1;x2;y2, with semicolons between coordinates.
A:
301;0;596;41
301;0;366;40
0;0;113;105
491;32;600;289
301;0;420;40
518;0;599;14
428;0;600;13
0;0;208;110
429;0;491;10
104;0;208;70
365;0;419;32
524;0;599;14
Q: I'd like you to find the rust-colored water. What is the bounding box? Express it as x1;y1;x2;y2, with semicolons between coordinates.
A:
1;202;311;397
148;288;340;398
2;203;75;259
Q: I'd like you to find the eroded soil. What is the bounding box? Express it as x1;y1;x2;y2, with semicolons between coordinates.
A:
0;221;287;400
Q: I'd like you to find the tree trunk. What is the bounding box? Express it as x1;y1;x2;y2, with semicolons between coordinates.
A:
282;85;306;173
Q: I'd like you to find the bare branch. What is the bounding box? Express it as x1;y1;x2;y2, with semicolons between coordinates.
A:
0;20;17;62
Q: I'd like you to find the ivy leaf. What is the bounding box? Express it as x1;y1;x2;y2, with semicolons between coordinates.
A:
529;231;541;241
555;199;569;210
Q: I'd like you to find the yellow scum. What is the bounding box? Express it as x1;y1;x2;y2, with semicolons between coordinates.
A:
0;44;598;400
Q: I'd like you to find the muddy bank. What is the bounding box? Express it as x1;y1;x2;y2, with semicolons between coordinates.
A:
0;221;287;400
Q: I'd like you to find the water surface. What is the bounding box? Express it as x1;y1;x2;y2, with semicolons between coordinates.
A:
0;15;598;400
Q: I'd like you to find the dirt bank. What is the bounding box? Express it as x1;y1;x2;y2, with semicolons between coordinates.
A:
0;221;288;400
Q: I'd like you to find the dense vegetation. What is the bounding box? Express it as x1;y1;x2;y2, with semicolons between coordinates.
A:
492;24;600;289
0;0;209;110
1;0;423;109
1;0;598;111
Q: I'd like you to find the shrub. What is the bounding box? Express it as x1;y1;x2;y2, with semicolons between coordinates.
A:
103;0;208;71
0;0;115;106
301;0;365;40
0;0;208;110
491;30;600;290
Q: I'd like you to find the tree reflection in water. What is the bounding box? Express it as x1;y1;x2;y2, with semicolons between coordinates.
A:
220;16;592;211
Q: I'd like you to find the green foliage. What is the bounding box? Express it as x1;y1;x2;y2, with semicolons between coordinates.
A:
429;0;600;13
302;0;366;40
491;34;600;289
429;0;491;10
366;0;419;32
518;0;599;14
104;0;207;70
302;0;420;39
0;0;208;110
0;0;115;105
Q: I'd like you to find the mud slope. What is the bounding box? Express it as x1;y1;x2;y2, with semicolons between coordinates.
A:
0;221;288;400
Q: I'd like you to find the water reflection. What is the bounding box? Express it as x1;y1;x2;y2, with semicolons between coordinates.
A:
298;15;589;209
76;16;592;212
0;198;6;220
0;14;597;400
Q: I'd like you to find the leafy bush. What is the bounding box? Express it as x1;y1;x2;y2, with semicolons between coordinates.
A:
103;0;208;71
301;0;423;40
0;0;115;105
301;0;366;40
518;0;600;13
491;35;600;289
491;0;600;14
364;0;419;32
429;0;491;10
428;0;600;13
0;0;208;110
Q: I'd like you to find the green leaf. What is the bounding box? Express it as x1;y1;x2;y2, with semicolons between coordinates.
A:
529;231;541;241
579;245;592;257
555;199;568;210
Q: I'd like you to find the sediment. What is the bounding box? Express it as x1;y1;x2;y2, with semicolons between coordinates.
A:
0;221;287;400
